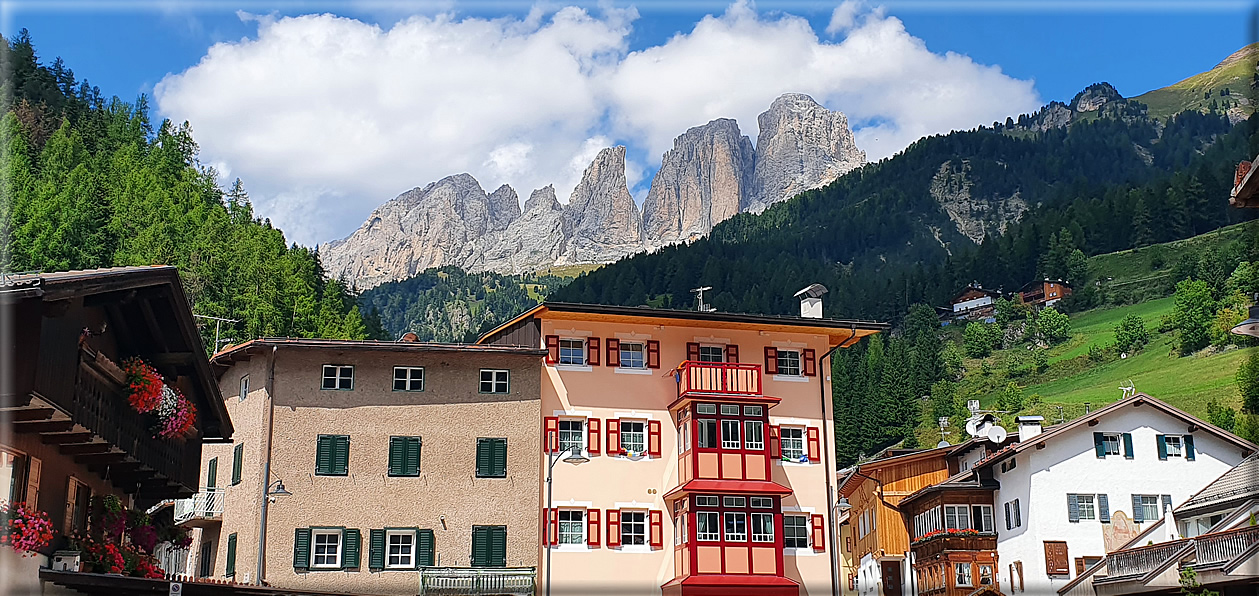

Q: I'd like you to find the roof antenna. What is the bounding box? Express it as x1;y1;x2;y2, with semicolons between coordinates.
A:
1119;380;1136;400
691;287;716;312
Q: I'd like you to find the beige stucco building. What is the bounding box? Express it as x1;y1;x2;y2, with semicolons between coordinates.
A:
179;338;545;595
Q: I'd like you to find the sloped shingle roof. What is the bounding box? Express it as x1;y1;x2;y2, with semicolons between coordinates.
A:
1176;453;1259;514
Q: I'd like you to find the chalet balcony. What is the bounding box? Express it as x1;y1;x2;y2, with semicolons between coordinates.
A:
1194;524;1259;567
418;567;536;596
911;531;998;559
676;361;762;398
1103;539;1193;580
173;487;224;527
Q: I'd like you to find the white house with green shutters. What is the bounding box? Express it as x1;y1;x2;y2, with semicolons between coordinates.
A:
967;393;1255;595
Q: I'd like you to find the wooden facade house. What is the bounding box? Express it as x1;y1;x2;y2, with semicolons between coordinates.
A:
899;472;1002;596
1018;279;1072;309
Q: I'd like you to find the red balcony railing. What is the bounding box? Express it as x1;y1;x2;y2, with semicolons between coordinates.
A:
676;361;762;397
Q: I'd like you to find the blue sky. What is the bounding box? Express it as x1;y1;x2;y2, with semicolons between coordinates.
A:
4;1;1254;247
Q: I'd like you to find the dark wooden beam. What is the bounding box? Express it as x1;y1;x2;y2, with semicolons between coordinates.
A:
149;352;195;366
13;419;76;434
41;431;94;445
103;303;136;354
138;300;170;352
60;442;113;456
6;408;55;422
75;451;128;466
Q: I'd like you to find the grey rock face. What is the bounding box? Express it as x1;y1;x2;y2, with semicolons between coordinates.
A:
930;160;1026;244
486;184;521;232
746;93;866;212
319;174;509;288
470;186;567;274
560;146;643;263
641;118;754;249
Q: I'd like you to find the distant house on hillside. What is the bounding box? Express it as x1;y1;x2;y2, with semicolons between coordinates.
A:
950;283;1002;322
1019;279;1072;309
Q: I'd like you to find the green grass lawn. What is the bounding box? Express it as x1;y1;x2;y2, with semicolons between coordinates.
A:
1051;297;1174;363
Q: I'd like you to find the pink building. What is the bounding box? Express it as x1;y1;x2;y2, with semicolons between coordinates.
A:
478;301;887;595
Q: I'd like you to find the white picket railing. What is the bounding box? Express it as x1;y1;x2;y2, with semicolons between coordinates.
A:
173;487;224;524
154;541;190;576
1195;525;1259;567
419;567;536;596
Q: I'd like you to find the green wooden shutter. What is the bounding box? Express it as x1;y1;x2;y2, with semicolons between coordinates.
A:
343;528;361;569
294;528;312;570
1067;494;1080;523
1098;494;1110;523
316;436;333;475
334;436;350;475
492;439;507;477
388;437;405;476
1157;435;1168;460
417;529;434;567
476;439;492;477
207;458;217;488
1184;435;1196;461
232;444;243;485
491;527;507;567
1131;495;1144;523
407;437;422;476
368;529;385;570
471;526;489;567
1093;433;1106;458
225;533;238;577
1122;433;1134;459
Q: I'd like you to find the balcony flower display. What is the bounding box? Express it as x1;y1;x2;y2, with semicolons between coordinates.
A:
122;357;197;439
911;527;985;546
1;502;55;555
68;496;169;578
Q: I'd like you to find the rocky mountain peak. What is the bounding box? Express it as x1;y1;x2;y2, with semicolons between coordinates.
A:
747;93;866;212
486;184;521;232
561;146;643;263
1070;82;1123;112
523;185;561;213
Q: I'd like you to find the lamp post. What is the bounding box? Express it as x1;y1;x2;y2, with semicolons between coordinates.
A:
1231;304;1259;337
545;445;589;596
255;476;291;585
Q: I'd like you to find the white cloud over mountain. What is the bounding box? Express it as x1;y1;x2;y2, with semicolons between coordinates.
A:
155;1;1040;247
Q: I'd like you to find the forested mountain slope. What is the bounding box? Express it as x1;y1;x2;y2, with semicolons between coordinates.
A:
0;31;383;350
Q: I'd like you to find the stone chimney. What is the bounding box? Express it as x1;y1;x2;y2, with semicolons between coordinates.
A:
1016;415;1044;440
794;284;828;319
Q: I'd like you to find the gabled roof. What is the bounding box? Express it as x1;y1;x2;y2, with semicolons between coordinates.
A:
898;467;1000;510
1018;278;1073;293
211;338;546;379
1176;453;1259;516
837;443;954;496
975;393;1256;471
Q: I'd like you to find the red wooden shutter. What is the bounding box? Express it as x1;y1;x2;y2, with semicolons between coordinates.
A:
803;348;817;376
686;342;700;362
587;337;600;366
587;509;600;547
543;417;559;453
606;339;620;367
647;341;660;369
765;347;778;374
545;335;559;364
606;510;621;547
811;514;825;552
548;508;559;546
587;418;601;455
726;344;740;363
769;425;781;458
806;427;821;463
649;510;663;549
607;419;620;454
648;420;662;458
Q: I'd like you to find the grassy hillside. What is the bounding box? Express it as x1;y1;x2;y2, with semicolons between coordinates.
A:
1134;43;1257;120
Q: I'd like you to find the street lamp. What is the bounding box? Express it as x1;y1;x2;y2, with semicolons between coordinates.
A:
545;445;589;596
256;475;291;585
835;496;852;512
1231;304;1259;337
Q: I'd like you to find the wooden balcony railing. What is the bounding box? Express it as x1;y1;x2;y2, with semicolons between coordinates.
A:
419;567;536;596
1194;524;1259;567
1105;540;1191;579
676;362;762;397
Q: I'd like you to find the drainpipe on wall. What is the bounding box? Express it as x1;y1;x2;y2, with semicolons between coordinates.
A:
255;346;278;585
821;325;858;596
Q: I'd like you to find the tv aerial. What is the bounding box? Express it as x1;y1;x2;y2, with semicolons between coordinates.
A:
1119;380;1136;399
936;417;950;448
691;286;716;312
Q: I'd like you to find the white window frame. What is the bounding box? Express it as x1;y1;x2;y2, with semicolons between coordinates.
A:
972;504;994;532
678;424;689;453
239;375;248;401
750;497;773;509
723;496;746;508
1102;433;1122;456
386;529;415;569
721;419;741;449
781;427;805;461
1075;494;1096;521
743;405;763;416
744;420;764;450
944;504;971;530
698;345;725;362
311;529;342;569
697;403;717;415
1165;435;1184;458
783;514;809;549
751;512;774;543
558;509;584;545
955;562;973;587
695;495;719;507
720;404;740;416
698;419;717;449
621;510;647;546
558;338;585;366
480;369;509;393
776;349;802;376
620;420;646;454
392;367;425;392
1137;495;1160;521
558;419;585;453
321;365;354;391
724;512;747;542
696;511;720;542
619;342;646;369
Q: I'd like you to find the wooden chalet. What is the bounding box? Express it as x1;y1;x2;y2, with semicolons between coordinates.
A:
1231;158;1259;208
899;471;1002;596
2;267;232;592
949;283;1001;321
1018;279;1071;309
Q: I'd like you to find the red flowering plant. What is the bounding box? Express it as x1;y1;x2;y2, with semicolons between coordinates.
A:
0;501;55;555
122;357;198;440
122;357;163;413
154;386;197;440
68;496;166;578
910;527;984;546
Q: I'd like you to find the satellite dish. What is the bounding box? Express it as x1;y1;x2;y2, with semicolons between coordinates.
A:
965;418;981;437
936;440;952;448
987;425;1008;444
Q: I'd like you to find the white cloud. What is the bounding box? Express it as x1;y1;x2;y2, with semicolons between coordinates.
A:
155;2;1041;247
